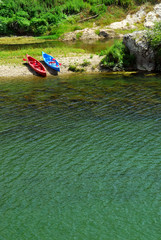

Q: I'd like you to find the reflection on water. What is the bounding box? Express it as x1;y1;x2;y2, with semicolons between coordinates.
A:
0;39;114;54
0;73;161;240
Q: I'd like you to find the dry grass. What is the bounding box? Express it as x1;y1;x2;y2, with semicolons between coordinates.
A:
0;36;46;45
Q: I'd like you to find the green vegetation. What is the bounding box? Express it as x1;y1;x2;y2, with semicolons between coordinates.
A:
147;21;161;49
68;64;85;72
76;32;83;40
146;21;161;70
95;29;100;35
0;0;158;38
100;40;136;70
81;59;91;67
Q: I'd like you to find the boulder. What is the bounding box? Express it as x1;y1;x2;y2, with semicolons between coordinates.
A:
123;31;155;71
60;28;122;41
80;28;99;40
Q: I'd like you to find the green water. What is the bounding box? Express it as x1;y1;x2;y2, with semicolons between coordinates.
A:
0;39;114;54
0;73;161;240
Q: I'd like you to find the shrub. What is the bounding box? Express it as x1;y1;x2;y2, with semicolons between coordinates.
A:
0;3;14;17
67;16;76;24
102;0;115;5
42;8;66;25
95;29;100;35
62;0;85;15
146;21;161;49
68;64;85;72
146;21;161;70
0;17;7;35
68;64;77;71
90;4;106;15
30;18;48;35
100;40;135;70
7;16;30;34
76;32;83;39
118;0;132;8
42;13;58;24
81;59;91;67
16;11;29;19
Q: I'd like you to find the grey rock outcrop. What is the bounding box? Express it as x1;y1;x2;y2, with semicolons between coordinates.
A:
123;31;155;71
60;28;123;41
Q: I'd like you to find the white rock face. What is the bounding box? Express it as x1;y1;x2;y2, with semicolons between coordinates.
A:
144;3;161;28
109;6;146;29
123;31;155;71
109;3;161;29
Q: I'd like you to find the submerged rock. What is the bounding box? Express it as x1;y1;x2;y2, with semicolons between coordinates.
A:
123;31;155;71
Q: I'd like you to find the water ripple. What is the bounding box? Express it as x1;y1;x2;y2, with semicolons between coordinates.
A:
0;74;161;239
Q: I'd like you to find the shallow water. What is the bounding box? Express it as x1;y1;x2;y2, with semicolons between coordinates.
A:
0;39;114;54
0;73;161;240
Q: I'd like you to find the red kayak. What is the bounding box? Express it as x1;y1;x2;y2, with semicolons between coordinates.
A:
23;54;46;77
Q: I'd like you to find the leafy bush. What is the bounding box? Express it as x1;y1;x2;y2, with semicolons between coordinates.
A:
81;59;91;67
68;64;85;72
146;21;161;70
16;11;29;19
90;4;106;15
42;7;66;24
76;32;83;39
146;21;161;49
0;17;7;35
102;0;115;5
7;16;30;34
30;18;48;35
116;0;132;8
62;0;85;15
95;29;100;35
42;13;58;24
100;40;135;70
0;3;14;17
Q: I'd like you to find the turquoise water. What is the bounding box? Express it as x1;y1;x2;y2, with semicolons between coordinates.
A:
0;73;161;240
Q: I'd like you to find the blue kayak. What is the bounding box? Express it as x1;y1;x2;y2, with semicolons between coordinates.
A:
42;51;60;72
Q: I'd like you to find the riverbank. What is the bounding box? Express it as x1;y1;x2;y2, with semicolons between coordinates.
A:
0;54;104;77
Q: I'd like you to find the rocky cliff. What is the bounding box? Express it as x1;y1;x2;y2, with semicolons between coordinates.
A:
123;31;155;71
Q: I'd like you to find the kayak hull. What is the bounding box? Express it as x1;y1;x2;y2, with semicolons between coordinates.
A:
42;51;60;72
26;54;46;77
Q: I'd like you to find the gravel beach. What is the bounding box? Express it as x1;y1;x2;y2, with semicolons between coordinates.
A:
0;54;103;77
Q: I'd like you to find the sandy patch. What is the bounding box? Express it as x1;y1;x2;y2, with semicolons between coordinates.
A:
0;54;104;78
